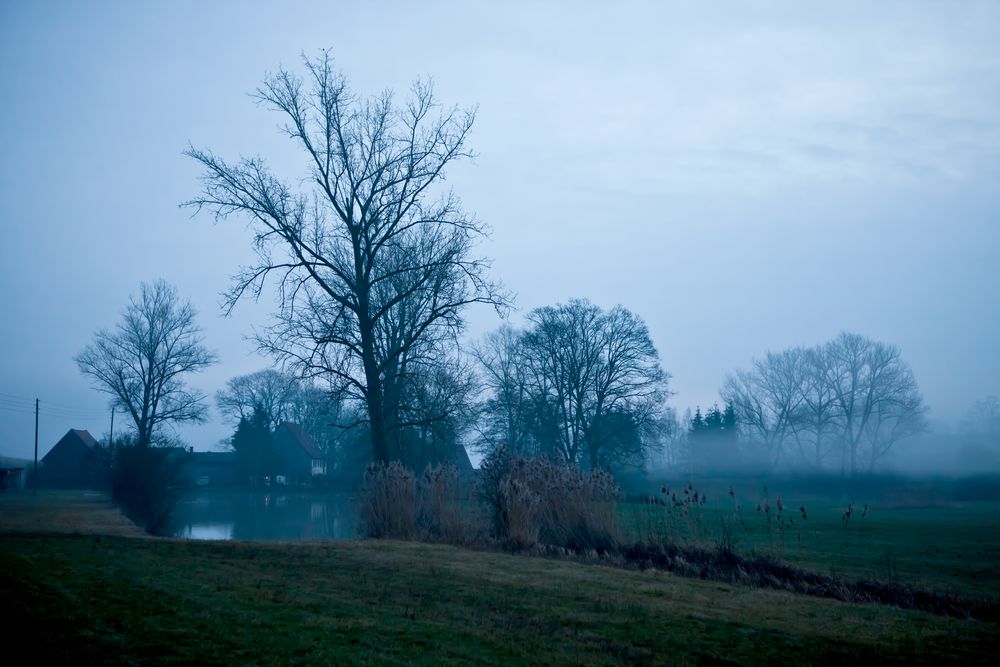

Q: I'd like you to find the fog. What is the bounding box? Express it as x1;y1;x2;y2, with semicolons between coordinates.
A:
1;0;998;470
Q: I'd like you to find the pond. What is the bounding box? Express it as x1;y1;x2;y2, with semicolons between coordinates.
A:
168;490;361;541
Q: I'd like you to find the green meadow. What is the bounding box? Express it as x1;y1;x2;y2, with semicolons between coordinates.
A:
1;492;998;665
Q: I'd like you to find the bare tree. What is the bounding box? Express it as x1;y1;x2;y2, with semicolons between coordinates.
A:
472;325;543;457
76;280;217;449
185;51;508;464
821;332;927;473
477;300;669;470
722;332;927;474
792;346;840;468
722;348;807;467
962;395;1000;434
215;369;300;430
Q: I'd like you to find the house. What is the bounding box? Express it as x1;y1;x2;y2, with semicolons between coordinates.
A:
40;429;105;488
272;422;327;486
185;451;243;488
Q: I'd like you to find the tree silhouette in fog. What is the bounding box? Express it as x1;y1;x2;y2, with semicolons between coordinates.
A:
76;279;217;449
186;51;508;465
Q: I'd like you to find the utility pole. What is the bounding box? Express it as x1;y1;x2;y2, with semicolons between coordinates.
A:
109;406;115;449
33;398;39;495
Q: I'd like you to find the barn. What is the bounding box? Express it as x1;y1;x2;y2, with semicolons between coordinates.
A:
40;429;105;488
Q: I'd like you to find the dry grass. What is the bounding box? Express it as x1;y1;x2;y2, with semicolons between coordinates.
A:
479;451;620;550
0;490;145;537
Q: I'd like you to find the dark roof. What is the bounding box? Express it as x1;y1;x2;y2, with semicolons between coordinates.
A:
275;422;324;459
71;429;98;448
0;456;31;468
190;451;238;464
42;428;98;462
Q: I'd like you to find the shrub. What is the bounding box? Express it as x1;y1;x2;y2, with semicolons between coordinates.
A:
478;447;620;551
419;464;467;541
110;445;187;534
362;462;472;541
360;461;418;538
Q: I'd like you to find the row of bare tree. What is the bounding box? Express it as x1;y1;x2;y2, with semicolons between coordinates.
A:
75;52;931;483
720;332;927;474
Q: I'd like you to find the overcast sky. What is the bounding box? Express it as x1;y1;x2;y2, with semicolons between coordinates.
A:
1;1;998;461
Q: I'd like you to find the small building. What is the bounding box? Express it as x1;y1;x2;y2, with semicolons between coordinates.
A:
0;456;28;491
185;451;243;488
40;429;105;488
272;422;327;486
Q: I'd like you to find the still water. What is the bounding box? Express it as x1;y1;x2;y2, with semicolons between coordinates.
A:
169;490;361;541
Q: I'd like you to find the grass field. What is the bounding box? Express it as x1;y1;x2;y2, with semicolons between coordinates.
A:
620;500;1000;600
1;492;999;665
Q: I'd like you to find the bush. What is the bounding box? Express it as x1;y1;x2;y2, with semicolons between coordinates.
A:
479;448;620;551
361;461;418;538
361;462;471;540
418;464;467;541
110;445;187;534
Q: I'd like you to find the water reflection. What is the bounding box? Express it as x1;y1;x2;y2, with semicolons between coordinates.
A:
170;490;360;541
181;523;234;540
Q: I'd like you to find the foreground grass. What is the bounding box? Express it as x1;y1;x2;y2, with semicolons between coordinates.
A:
1;531;997;665
2;492;997;664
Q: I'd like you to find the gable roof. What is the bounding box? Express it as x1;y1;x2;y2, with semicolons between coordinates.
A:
70;429;98;449
275;422;324;460
42;428;98;462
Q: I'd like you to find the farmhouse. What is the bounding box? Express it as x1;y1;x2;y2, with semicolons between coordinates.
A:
40;429;105;488
272;422;327;486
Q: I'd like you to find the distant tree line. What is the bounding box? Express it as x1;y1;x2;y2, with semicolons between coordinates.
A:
720;332;927;474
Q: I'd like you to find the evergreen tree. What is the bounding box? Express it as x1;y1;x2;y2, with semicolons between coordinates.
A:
230;404;275;486
688;402;739;471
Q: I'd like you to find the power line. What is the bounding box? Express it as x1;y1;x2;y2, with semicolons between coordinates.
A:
0;391;35;401
39;399;110;414
0;404;37;416
37;403;109;418
1;394;107;416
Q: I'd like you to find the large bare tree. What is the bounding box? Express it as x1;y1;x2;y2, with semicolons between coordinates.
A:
185;51;507;464
477;300;669;469
76;280;217;449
